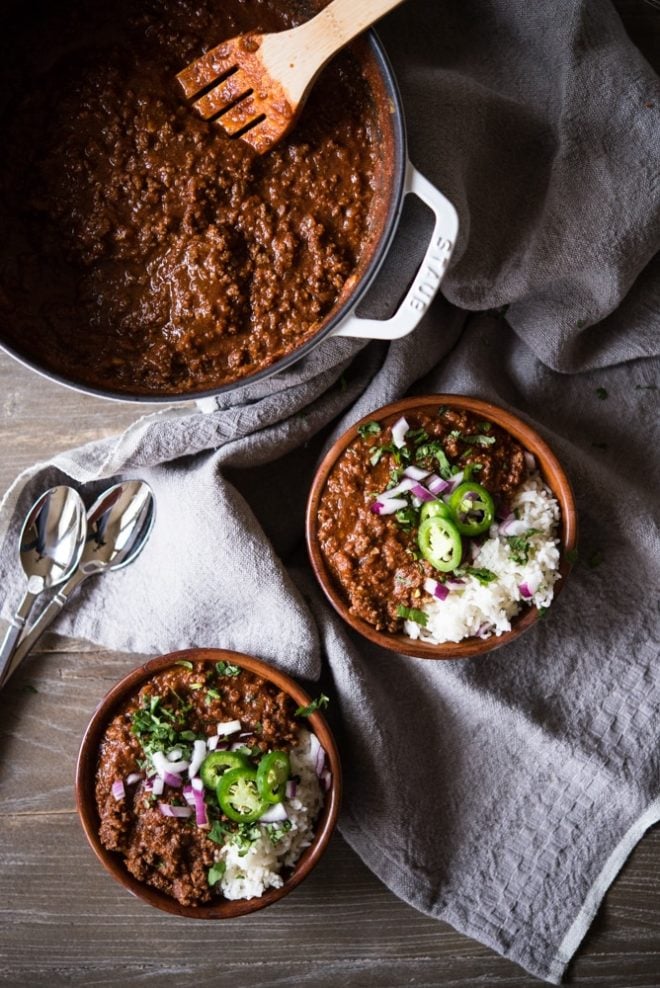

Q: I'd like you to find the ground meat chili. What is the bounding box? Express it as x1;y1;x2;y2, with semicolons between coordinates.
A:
95;661;304;906
316;406;527;633
0;0;379;396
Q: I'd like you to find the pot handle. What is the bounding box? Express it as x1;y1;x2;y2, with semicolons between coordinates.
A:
331;161;458;341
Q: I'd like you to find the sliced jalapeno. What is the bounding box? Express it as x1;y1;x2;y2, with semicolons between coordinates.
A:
447;482;495;537
200;750;250;791
217;767;267;823
256;750;290;805
419;500;453;524
417;516;462;572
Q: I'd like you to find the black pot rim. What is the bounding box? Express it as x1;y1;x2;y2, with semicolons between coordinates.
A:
0;29;408;405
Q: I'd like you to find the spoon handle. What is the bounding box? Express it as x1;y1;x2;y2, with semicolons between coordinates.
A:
0;590;39;688
5;570;87;679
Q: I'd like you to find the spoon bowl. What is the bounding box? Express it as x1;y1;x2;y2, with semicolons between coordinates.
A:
9;480;156;673
0;486;87;686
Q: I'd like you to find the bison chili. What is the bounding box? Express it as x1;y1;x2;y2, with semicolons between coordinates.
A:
0;0;380;395
95;661;310;906
316;406;528;633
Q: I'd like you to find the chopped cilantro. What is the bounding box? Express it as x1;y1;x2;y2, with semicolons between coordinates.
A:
189;683;203;691
588;549;604;569
253;722;262;734
436;405;448;416
358;420;382;439
405;427;429;444
208;861;226;886
266;820;293;845
208;821;230;845
476;421;492;432
449;430;496;447
179;730;198;742
230;823;262;856
396;605;428;627
215;661;241;677
175;659;193;670
415;440;453;478
131;696;181;761
206;688;221;700
295;694;330;717
595;387;608;400
395;506;418;530
506;530;540;565
459;566;498;586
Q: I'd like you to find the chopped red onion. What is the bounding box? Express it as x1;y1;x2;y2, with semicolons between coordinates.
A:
188;739;207;780
499;517;528;537
158;803;192;819
371;497;408;516
446;579;465;589
151;777;164;797
403;465;430;481
519;574;541;599
321;769;332;792
182;785;196;807
315;746;326;777
427;475;450;495
217;720;242;737
125;773;142;786
111;780;125;801
230;741;246;751
163;771;183;788
285;779;297;799
391;416;409;449
153;750;188;778
191;777;204;792
167;748;183;762
380;478;416;499
444;471;464;495
410;483;435;502
259;803;288;823
309;732;321;764
424;577;449;601
476;622;493;639
524;451;536;472
193;788;209;828
206;735;220;751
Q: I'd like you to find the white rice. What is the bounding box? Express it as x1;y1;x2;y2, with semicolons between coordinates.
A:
217;728;324;900
404;472;561;645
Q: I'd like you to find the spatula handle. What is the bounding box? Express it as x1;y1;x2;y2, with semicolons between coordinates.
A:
296;0;407;71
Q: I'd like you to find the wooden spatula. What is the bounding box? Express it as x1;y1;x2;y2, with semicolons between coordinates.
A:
176;0;406;154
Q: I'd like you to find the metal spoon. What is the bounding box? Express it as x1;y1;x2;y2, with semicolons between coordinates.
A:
0;486;87;687
7;479;156;677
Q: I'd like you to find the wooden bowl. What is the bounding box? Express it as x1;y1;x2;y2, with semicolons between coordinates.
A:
75;648;341;918
306;394;578;660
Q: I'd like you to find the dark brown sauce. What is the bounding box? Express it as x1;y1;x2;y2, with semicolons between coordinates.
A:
0;0;380;395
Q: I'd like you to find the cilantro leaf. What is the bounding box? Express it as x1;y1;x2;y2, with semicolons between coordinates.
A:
460;567;498;586
295;694;330;717
396;605;428;627
215;661;241;677
358;420;382;439
208;861;226;886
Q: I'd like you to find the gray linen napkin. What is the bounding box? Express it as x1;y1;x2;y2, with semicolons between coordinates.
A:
2;0;659;981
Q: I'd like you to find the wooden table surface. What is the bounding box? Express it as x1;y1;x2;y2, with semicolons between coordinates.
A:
1;3;659;985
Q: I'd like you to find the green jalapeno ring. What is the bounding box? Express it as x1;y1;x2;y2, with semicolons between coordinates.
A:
256;750;291;805
200;750;250;792
216;766;268;823
447;482;495;537
417;516;463;573
419;500;453;524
